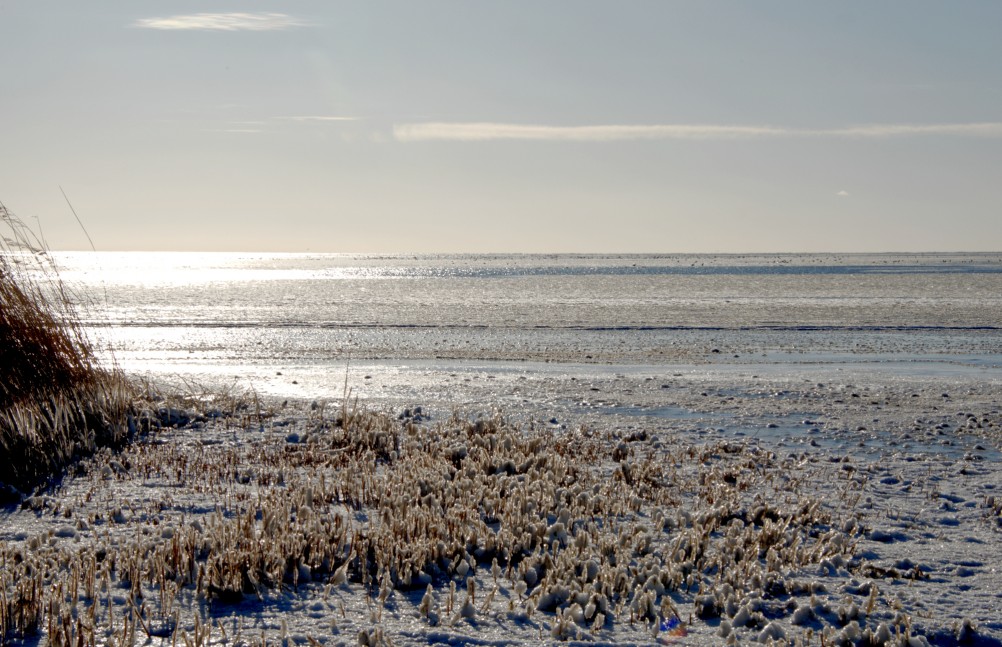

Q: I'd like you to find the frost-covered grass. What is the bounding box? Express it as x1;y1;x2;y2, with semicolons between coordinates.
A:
4;387;998;646
0;202;138;498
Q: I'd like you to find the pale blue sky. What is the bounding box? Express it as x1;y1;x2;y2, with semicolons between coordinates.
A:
2;2;1000;252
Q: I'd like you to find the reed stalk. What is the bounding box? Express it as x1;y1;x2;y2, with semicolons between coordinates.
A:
0;201;137;499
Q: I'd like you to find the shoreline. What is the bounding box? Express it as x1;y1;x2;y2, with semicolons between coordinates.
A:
110;350;1002;415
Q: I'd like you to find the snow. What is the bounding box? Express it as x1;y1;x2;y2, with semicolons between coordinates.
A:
2;365;1001;646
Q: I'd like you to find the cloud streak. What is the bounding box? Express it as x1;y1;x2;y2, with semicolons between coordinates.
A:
394;123;786;142
393;121;1002;142
134;13;308;31
202;129;264;134
827;123;1002;137
278;116;359;122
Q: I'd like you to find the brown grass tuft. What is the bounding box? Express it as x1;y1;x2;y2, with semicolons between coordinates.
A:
0;201;137;499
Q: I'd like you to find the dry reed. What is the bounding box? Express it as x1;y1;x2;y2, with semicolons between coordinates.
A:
0;201;137;498
1;396;935;645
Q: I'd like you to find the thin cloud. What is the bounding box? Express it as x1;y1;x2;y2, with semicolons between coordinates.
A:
827;122;1002;137
278;116;359;122
394;123;786;142
836;190;850;197
393;121;1002;142
134;13;309;31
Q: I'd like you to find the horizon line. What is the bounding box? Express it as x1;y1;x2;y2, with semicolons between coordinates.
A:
43;249;1002;256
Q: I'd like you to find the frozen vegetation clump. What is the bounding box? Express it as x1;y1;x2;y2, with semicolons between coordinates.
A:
0;202;140;501
5;390;979;646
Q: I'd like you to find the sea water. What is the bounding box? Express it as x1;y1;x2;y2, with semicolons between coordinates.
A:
44;251;1002;401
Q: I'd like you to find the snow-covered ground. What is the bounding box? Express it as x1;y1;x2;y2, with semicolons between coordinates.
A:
3;363;1000;646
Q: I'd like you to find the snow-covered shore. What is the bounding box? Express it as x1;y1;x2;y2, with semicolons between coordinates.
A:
2;364;1000;646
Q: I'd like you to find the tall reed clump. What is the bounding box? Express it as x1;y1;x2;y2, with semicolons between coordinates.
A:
0;201;136;499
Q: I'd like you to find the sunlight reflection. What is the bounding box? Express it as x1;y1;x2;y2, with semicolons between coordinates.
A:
49;252;389;286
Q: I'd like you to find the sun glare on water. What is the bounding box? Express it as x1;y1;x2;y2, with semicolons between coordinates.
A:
49;252;390;287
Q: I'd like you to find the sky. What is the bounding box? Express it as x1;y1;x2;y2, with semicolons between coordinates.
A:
1;1;1001;253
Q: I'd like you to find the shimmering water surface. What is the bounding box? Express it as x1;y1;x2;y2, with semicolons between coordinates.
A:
44;251;1002;400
